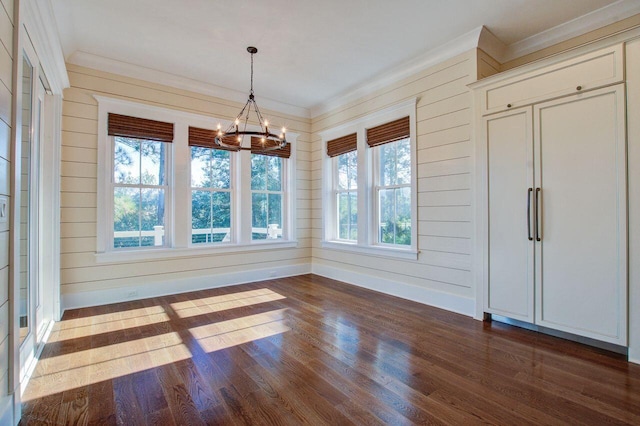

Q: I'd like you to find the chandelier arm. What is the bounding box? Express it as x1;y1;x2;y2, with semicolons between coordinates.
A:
244;99;253;132
252;100;267;133
222;99;252;134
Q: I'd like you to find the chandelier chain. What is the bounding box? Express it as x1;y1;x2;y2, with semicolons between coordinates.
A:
250;51;254;96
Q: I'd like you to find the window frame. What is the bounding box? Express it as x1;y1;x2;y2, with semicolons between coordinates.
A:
189;145;234;246
372;137;412;247
111;136;172;250
320;98;418;260
95;96;297;263
250;153;286;241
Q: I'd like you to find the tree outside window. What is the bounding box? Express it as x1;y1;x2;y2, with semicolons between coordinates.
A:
113;136;167;248
251;154;283;240
377;137;411;246
336;150;357;240
191;147;231;244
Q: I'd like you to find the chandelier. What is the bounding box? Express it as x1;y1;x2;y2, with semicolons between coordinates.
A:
215;47;287;151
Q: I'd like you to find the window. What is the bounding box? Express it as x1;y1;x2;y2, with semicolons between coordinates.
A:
113;136;169;248
327;133;358;241
251;154;283;240
188;125;233;245
96;97;297;261
375;137;411;245
336;151;358;240
108;113;173;250
321;100;417;259
191;147;231;244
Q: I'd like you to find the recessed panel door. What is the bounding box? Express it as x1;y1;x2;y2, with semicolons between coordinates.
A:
486;107;535;322
534;84;627;345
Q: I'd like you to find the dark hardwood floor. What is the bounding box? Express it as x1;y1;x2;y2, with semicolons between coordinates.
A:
20;274;640;425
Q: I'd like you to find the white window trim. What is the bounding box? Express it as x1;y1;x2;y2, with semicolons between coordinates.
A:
320;98;418;260
95;96;298;264
110;137;173;249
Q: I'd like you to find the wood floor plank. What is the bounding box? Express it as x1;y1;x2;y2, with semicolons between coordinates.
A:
155;363;206;426
20;274;640;425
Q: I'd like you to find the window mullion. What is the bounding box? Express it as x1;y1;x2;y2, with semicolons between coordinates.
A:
239;149;252;243
393;187;398;245
357;128;368;246
173;123;189;248
137;187;142;247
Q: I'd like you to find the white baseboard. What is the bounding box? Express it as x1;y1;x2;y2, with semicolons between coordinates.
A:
311;264;475;317
629;347;640;365
0;393;14;426
61;263;312;312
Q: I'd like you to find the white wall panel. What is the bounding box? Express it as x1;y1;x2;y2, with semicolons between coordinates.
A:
0;81;11;126
0;158;7;195
0;5;12;60
0;45;11;94
311;50;479;313
0;269;6;319
0;231;7;269
0;120;9;161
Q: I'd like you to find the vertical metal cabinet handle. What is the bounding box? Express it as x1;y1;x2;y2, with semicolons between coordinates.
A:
535;188;541;241
527;188;533;240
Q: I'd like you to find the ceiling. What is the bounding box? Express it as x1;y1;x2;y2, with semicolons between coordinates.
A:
50;0;638;116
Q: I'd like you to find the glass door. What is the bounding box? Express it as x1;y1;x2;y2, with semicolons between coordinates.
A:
19;43;52;384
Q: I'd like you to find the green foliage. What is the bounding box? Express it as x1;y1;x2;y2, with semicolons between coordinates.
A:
113;137;166;248
251;154;283;240
191;148;232;243
378;139;411;246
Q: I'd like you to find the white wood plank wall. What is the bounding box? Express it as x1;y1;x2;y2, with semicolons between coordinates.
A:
0;0;13;412
310;50;490;311
60;64;312;301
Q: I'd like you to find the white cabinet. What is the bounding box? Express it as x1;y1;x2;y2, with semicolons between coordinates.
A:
533;85;627;343
482;45;623;115
486;107;534;322
480;75;627;344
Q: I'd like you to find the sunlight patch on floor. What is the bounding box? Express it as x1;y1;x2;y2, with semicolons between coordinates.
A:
22;332;191;401
23;290;290;403
49;305;169;342
170;288;286;318
47;309;170;343
189;308;290;353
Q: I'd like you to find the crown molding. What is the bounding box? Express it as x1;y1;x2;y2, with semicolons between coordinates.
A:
501;0;640;62
310;26;493;118
61;1;640;121
22;0;70;94
68;51;310;119
309;2;640;118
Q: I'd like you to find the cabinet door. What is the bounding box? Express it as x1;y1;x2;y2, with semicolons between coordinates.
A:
485;107;535;322
534;84;627;345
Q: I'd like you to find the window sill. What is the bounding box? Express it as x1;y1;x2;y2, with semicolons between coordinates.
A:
95;240;298;264
321;240;418;260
